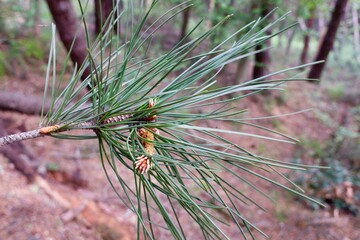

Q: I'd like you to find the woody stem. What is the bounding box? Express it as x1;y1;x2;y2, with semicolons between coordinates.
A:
0;114;132;147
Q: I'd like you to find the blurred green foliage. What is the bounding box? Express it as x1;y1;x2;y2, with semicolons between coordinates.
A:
326;84;346;101
0;38;46;78
0;52;6;77
0;0;49;78
18;38;45;60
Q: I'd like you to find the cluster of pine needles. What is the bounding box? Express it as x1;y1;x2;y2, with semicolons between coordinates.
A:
1;1;326;239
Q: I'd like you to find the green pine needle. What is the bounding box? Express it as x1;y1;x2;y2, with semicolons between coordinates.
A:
41;1;325;239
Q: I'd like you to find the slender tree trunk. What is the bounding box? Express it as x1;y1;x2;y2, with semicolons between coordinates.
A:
285;1;301;55
253;44;271;80
300;13;315;64
235;57;250;83
46;0;90;82
179;6;191;41
95;0;113;35
285;29;296;55
308;0;349;80
300;27;310;64
95;0;122;35
252;1;271;80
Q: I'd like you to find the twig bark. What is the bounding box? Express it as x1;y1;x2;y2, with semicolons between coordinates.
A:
0;129;44;146
0;114;131;146
0;99;155;147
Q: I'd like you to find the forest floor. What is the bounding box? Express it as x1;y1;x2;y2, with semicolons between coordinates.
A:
0;64;360;240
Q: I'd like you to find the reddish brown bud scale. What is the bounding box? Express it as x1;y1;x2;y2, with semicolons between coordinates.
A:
135;98;159;174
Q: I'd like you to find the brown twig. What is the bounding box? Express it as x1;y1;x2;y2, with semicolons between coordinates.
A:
0;129;45;146
0;114;131;147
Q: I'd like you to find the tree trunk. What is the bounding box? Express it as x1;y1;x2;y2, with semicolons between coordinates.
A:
95;0;122;35
300;13;315;64
95;0;113;35
252;1;271;80
235;57;250;84
179;6;191;41
308;0;349;80
285;28;296;55
46;0;90;82
253;44;271;80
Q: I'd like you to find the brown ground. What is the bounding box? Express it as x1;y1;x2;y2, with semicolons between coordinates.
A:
0;67;359;240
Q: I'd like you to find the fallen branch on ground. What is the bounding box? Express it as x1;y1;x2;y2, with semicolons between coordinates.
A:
35;175;134;239
0;90;51;115
0;126;37;180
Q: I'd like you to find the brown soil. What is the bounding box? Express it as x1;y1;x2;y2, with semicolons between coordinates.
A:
0;68;359;240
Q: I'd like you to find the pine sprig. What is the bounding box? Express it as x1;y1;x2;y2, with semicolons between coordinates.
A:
0;1;327;239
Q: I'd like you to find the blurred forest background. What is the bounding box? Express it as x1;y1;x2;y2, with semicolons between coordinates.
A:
0;0;359;239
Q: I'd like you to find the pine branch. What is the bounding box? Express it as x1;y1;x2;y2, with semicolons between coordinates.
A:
0;114;131;146
0;129;45;146
2;1;326;238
